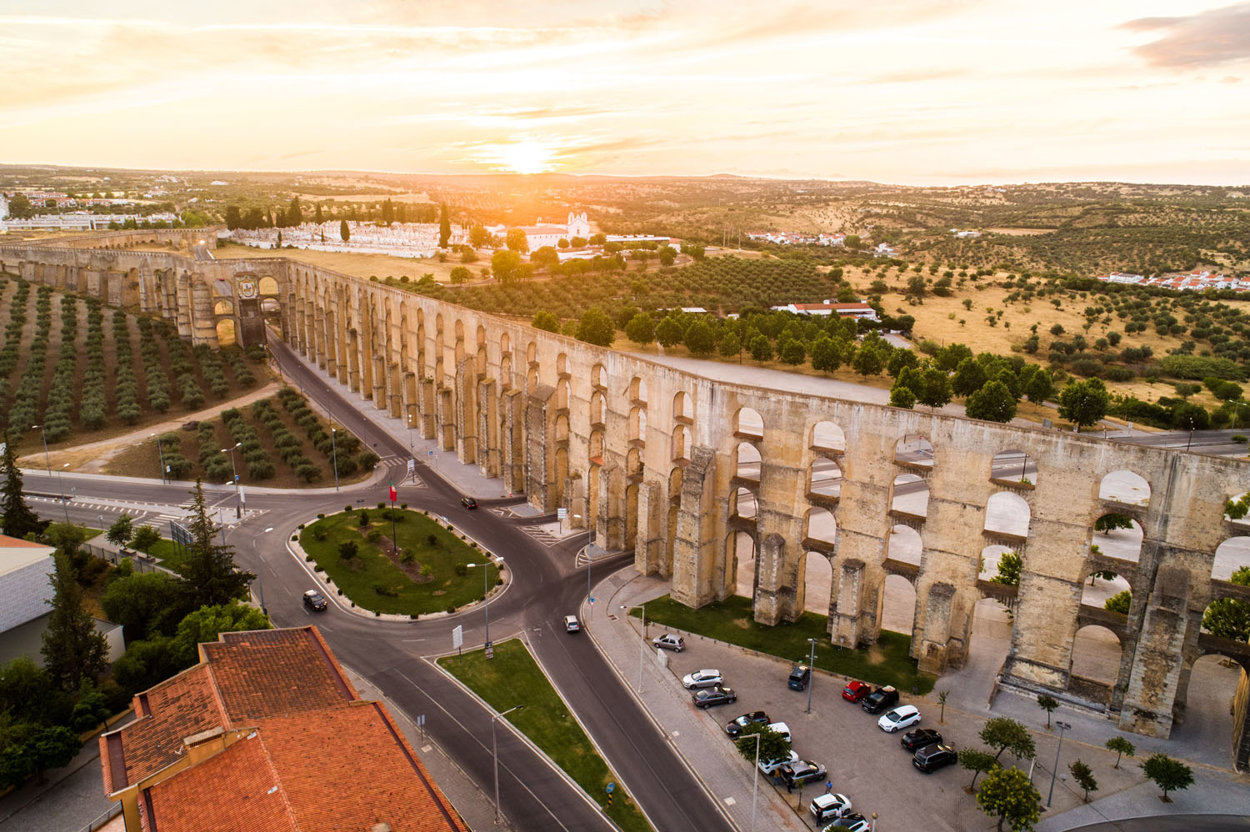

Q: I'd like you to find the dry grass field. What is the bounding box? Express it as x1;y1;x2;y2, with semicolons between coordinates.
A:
209;242;470;283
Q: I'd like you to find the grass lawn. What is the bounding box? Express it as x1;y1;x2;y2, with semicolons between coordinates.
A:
145;538;191;574
300;509;496;616
637;594;935;695
438;640;651;832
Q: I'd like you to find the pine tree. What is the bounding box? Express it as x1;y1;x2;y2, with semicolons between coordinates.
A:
41;552;107;692
439;203;451;248
340;219;350;243
180;479;254;610
1;439;45;539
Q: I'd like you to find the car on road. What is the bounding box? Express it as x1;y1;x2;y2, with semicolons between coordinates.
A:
652;633;685;652
787;662;812;691
564;615;581;633
682;669;724;689
878;705;921;733
900;728;943;751
912;743;958;773
841;680;870;702
758;750;799;775
725;711;770;738
810;793;853;824
823;813;871;832
861;685;899;714
461;496;478;509
692;685;737;709
779;759;827;789
303;590;328;612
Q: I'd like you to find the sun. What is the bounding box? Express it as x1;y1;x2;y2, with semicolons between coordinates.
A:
483;140;558;174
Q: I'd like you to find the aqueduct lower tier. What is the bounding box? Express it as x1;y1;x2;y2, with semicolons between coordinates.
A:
4;231;1250;769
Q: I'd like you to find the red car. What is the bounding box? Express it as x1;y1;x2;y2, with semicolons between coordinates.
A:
842;680;870;702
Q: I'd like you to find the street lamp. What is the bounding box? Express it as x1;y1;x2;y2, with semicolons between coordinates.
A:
58;463;70;523
467;556;503;649
221;442;242;517
330;426;340;492
1185;416;1195;452
31;423;53;483
1046;720;1073;807
151;433;166;485
492;704;524;824
620;604;647;693
806;637;818;714
740;731;763;832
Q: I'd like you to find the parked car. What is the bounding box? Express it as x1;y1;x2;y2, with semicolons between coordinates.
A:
787;663;812;691
913;743;958;773
841;680;870;702
564;615;581;633
764;721;791;743
878;705;922;733
861;685;899;714
758;750;799;775
461;496;478;509
692;685;737;709
780;759;827;789
652;633;685;652
900;728;942;751
303;589;328;612
725;711;770;739
681;669;724;689
823;813;871;832
810;793;853;825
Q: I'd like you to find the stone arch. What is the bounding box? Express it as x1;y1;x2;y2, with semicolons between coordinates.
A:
887;525;923;567
213;299;234;316
1173;653;1249;771
735;442;762;481
671;424;689;462
1213;537;1250;581
882;573;918;635
1224;493;1250;533
810;420;846;453
555;378;570;411
258;276;279;296
215;318;236;346
890;473;928;519
731;486;758;521
554;446;568;508
626;447;643;479
1080;567;1131;609
808;458;842;501
628;406;647;443
731;530;758;599
803;507;837;548
589;428;604;461
991;448;1037;486
1068;625;1123;703
1099;470;1151;507
590;391;606;426
895;434;935;467
454;318;466;365
1091;514;1144;564
500;352;513;389
978;543;1013;581
673;390;694;423
625;483;639;549
734;406;764;439
801;550;834;614
984;491;1030;538
629;376;647;404
555;412;570;444
591;362;606;390
557;352;568;377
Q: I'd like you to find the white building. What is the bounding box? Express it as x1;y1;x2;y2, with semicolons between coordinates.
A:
0;535;56;634
489;212;590;250
770;301;879;321
231;220;465;259
0;194;8;221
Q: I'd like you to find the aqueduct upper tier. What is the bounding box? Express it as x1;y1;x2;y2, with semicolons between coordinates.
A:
3;231;1249;769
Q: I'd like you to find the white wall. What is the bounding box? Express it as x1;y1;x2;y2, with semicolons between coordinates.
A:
0;556;54;633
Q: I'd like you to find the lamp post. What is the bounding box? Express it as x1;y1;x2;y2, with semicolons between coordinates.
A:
330;427;340;492
221;442;242;517
151;433;166;485
468;557;502;649
806;637;818;714
1185;416;1195;452
58;464;70;523
740;731;762;832
31;423;53;482
620;604;647;693
1046;720;1072;807
492;704;524;824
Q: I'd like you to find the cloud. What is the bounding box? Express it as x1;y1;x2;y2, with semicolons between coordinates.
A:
1122;3;1250;68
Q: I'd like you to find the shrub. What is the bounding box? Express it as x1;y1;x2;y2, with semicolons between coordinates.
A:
338;541;358;559
358;510;370;526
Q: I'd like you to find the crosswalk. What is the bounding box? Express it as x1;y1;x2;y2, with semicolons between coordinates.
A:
519;524;562;546
29;494;265;530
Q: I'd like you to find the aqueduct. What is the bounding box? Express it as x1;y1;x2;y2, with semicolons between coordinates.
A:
3;230;1250;769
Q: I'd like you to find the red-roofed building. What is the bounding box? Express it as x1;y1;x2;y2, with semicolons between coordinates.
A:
100;626;466;832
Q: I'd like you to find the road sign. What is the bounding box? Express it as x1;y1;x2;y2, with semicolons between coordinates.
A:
239;487;246;505
605;783;615;794
452;625;463;652
170;521;192;547
428;449;434;456
557;507;568;520
417;714;426;727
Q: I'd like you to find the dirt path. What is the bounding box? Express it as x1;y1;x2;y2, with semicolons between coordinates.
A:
19;381;285;472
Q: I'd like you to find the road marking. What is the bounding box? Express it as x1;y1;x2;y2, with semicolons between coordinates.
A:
724;797;736;806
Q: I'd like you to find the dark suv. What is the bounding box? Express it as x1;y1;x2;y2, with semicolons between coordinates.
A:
788;663;811;691
861;685;899;714
912;744;957;773
303;589;328;612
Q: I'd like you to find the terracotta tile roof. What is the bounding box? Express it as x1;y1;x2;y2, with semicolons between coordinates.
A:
0;534;54;548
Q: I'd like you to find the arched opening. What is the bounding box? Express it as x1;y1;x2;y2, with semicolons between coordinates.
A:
628;406;647;443
895;434;934;467
673;391;692;422
625;484;639;549
257;276;279;296
526;341;537;365
591;363;606;390
1069;625;1122;702
215;318;236;347
671;424;688;462
1173;654;1249;768
554;413;569;444
978;544;1015;582
588;463;601;533
967;596;1014;692
669;467;684;503
886;525;923;567
804;507;837;548
630;376;647;404
1091;514;1144;564
810;420;846;453
260;297;280;314
500;353;513;389
556;352;568;377
731;531;757;599
626;447;643;479
1099;470;1151;506
1213;537;1250;581
735;442;761;481
590;391;606;425
984;491;1030;538
554;447;568;506
555;378;569;411
589;429;605;462
731;487;758;521
1080;566;1132;611
891;473;928;519
801;551;834;614
808;458;842;501
526;364;538;390
991;449;1037;485
735;407;764;439
881;574;917;636
213;299;234;316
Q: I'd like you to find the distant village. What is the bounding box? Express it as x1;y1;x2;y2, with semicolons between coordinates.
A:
1097;270;1250;293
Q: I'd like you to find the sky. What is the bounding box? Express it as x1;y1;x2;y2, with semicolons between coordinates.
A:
1;0;1249;185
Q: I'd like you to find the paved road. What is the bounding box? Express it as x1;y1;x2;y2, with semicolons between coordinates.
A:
1066;816;1250;831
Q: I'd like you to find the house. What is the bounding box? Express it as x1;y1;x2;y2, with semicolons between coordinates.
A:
99;626;466;832
770;302;879;322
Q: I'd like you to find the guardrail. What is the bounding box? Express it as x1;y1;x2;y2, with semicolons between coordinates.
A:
75;802;122;832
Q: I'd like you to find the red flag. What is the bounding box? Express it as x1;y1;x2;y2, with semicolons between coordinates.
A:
389;481;397;503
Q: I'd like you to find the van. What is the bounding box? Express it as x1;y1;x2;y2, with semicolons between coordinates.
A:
788;663;811;691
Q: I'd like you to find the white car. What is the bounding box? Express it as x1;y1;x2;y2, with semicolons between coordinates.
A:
765;721;791;743
681;669;724;689
564;615;580;633
652;633;685;652
758;749;799;775
810;793;852;824
878;705;921;733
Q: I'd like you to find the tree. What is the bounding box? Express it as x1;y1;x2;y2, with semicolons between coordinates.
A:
718;331;741;359
40;553;107;692
1104;590;1132;615
748;334;773;362
734;724;791;767
468;225;492;248
1202;566;1250;640
852;346;883;377
1036;694;1058;729
887;349;919;378
506;228;529;253
1023;369;1053;403
1;441;44;540
340;219;350;242
685;320;716;357
491;249;523;284
179;480;254;610
131;525;161;553
810;337;843;373
959;748;998;792
1057;379;1109;429
285;197;302;228
625;313;655;346
1069;759;1098;802
106;513;134;548
890;384;917;409
966;380;1018;423
449;266;471;284
656;317;685;349
29;725;81;784
531;246;560;270
658;246;677;266
7;193;33;219
780;339;806;365
113;635;183;693
937;689;949;723
532;311;560;333
906;275;927;299
224;205;242;230
1141;753;1193;802
917;366;953;409
991;551;1022;587
576;308;616;347
171;602;270;665
976;766;1041;831
1105;736;1135;769
1094;513;1134;533
980;717;1035;762
952;357;988;397
438;203;451;247
102;572;190;644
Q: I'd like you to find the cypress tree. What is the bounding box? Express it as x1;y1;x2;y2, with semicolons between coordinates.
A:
1;439;45;539
41;551;107;691
340;219;350;243
179;479;254;610
439;203;451;248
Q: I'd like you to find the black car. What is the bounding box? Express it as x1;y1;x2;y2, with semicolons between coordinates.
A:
779;759;828;789
861;685;899;714
692;685;737;709
900;728;943;751
302;589;328;612
461;496;478;509
725;711;770;738
912;743;958;773
788;663;812;691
